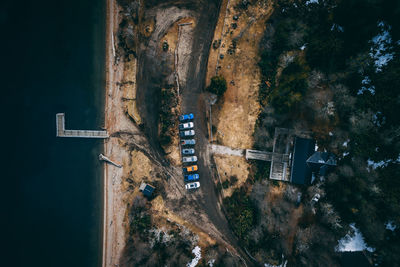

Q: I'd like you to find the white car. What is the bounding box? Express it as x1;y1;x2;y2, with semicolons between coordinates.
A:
180;130;195;137
182;148;195;155
179;122;194;130
182;156;197;163
185;182;200;190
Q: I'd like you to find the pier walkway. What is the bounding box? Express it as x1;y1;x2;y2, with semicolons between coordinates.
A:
56;113;109;138
245;149;289;162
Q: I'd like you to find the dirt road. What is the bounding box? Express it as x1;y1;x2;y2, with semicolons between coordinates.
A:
135;0;254;265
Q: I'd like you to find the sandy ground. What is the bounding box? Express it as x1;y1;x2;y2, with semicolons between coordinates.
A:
214;155;250;197
102;0;138;266
205;0;273;198
102;1;261;265
159;17;196;166
102;3;227;266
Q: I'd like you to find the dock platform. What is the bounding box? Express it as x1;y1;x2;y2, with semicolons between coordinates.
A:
56;113;109;138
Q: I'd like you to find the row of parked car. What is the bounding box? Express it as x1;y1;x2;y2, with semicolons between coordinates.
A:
179;113;200;190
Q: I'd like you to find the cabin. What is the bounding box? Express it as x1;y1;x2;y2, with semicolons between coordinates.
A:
289;137;337;185
139;182;155;198
290;137;316;185
306;151;337;176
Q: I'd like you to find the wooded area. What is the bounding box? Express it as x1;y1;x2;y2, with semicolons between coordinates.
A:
227;0;400;265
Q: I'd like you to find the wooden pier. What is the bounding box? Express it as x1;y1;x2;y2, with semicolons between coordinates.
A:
56;113;109;138
245;149;289;162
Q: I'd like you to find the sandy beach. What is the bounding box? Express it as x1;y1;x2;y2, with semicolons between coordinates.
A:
102;0;131;266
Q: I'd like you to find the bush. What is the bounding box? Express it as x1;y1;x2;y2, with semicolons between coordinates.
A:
222;180;230;189
230;175;238;185
206;75;227;97
223;187;257;242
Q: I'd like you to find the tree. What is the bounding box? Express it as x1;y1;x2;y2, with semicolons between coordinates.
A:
207;75;227;97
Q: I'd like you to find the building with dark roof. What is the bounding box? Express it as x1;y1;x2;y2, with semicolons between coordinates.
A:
339;251;372;267
289;137;337;185
139;182;155;197
290;137;316;185
307;151;337;176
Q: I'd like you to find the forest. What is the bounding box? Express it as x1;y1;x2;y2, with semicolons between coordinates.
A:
224;0;400;265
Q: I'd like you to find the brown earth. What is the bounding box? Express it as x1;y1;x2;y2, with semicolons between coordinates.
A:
205;0;274;200
214;155;250;197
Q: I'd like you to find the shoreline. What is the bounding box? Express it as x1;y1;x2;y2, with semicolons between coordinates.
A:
102;0;138;265
102;0;116;266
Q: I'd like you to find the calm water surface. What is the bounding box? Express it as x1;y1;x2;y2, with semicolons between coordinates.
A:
3;0;106;266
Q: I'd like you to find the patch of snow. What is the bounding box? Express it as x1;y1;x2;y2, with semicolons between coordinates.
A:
343;140;349;147
305;0;319;5
372;111;386;127
358;76;376;95
386;221;397;231
343;151;349;157
300;44;307;50
368;159;388;169
370;21;394;72
315;142;319;151
337;224;375;252
208;259;215;267
187;246;201;267
329;131;333;136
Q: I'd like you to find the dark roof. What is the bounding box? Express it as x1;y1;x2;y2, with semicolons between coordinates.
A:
307;151;337;166
290;137;315;185
339;252;372;267
307;151;337;175
140;183;155;197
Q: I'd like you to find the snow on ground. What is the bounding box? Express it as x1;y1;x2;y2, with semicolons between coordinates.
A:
187;246;201;267
368;159;389;170
305;0;319;5
386;221;397;231
207;259;215;267
337;224;375;252
358;76;376;95
370;21;395;72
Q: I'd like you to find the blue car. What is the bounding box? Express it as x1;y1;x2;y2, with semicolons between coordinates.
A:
184;173;199;182
179;113;194;122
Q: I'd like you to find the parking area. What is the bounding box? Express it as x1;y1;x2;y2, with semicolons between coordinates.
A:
178;113;201;190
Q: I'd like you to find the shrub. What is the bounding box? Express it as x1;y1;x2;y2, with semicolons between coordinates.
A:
222;180;230;189
206;75;227;97
223;187;257;242
230;175;238;185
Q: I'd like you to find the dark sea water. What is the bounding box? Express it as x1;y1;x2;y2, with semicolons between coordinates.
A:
2;0;106;266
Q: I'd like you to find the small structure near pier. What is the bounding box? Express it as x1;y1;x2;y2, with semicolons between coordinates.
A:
99;154;122;168
139;182;155;198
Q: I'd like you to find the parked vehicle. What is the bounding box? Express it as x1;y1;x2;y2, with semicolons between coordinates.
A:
185;182;200;190
179;122;194;130
182;148;195;155
182;156;197;163
184;174;199;182
179;113;194;122
181;139;196;146
183;165;198;172
180;130;195;137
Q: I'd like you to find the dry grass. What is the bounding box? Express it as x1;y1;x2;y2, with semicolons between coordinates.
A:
122;57;141;124
160;17;196;53
151;195;217;248
206;1;274;198
207;0;273;149
214;155;249;197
